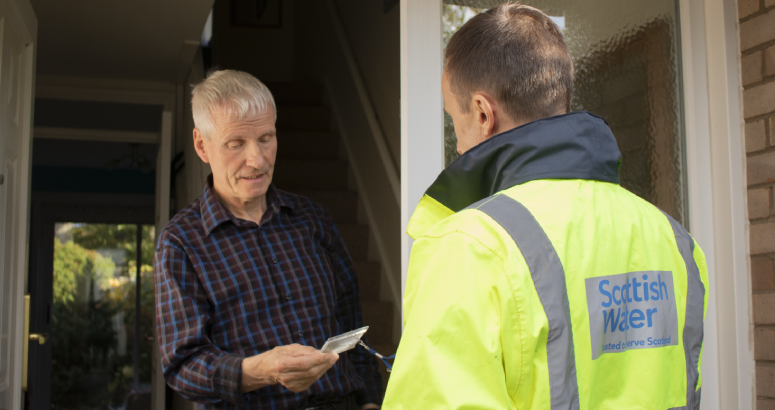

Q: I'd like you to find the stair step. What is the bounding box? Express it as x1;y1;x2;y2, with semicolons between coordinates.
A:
295;190;358;224
272;159;348;190
266;82;324;106
338;224;369;261
361;300;394;344
277;132;339;160
355;261;381;301
276;106;330;132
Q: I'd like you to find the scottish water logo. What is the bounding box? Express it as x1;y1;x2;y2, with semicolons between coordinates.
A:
584;271;678;359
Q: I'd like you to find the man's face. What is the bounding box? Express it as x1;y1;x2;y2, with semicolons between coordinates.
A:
442;70;485;155
195;107;278;206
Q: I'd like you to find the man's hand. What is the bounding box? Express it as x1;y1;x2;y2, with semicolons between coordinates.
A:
240;344;339;393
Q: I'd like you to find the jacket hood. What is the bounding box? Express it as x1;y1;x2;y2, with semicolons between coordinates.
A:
408;111;622;238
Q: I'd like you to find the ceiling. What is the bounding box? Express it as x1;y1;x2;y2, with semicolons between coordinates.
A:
30;0;214;83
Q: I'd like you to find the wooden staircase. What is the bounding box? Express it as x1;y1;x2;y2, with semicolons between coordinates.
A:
268;82;396;391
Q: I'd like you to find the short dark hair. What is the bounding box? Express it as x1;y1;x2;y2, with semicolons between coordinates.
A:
445;3;574;123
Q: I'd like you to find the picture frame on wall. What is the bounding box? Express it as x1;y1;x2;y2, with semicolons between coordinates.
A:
231;0;282;28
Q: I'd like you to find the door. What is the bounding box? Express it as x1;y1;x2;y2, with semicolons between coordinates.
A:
0;0;34;408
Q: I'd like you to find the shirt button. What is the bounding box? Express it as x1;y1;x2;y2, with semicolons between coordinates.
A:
286;296;291;301
272;258;277;264
298;332;303;338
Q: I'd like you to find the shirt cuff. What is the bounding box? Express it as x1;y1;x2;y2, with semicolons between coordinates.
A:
211;353;248;405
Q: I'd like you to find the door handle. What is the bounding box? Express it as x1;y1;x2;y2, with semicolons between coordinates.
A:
21;295;47;392
29;333;48;345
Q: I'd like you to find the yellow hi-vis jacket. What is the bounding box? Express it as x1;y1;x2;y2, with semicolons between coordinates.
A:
382;112;709;410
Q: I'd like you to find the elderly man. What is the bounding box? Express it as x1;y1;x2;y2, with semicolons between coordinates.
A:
383;4;708;409
154;70;382;410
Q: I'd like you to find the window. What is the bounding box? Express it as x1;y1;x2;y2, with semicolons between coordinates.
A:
51;223;155;409
442;0;687;225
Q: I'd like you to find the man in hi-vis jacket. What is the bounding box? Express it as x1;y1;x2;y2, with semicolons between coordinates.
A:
382;4;708;410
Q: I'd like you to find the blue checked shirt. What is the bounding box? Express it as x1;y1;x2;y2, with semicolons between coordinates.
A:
154;178;382;409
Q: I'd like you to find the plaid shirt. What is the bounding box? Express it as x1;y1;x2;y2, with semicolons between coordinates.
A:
154;178;382;409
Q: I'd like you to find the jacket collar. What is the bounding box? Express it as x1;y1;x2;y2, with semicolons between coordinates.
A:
200;175;292;236
408;111;622;238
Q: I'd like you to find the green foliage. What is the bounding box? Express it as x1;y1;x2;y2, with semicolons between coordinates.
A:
52;238;121;408
53;239;115;305
443;5;473;47
70;224;155;276
51;224;156;410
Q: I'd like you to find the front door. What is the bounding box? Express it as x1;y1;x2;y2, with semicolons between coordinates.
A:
0;0;35;408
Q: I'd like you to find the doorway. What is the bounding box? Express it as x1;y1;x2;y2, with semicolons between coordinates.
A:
27;198;157;410
23;95;172;409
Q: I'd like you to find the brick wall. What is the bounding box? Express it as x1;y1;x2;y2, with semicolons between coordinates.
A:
739;1;775;408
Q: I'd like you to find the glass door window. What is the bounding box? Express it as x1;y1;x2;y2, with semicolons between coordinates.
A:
442;0;687;226
51;223;155;410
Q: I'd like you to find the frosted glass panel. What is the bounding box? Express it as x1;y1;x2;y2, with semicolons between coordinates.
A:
442;0;687;226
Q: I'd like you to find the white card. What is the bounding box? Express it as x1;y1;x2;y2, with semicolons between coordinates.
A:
319;326;369;354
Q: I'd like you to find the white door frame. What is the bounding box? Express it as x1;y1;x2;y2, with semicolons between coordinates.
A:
679;0;754;408
1;0;35;408
399;0;443;310
399;0;754;408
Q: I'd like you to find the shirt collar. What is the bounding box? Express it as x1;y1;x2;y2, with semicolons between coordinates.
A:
199;174;293;236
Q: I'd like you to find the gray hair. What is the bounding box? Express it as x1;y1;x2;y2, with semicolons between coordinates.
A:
191;70;277;138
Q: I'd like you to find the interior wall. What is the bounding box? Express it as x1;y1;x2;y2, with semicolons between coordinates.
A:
329;0;400;168
294;0;402;343
211;0;296;82
181;49;211;208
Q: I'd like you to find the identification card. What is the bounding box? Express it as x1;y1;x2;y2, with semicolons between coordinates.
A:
319;326;369;354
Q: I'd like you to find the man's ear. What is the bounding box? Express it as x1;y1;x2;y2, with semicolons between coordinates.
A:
193;128;211;164
472;93;497;139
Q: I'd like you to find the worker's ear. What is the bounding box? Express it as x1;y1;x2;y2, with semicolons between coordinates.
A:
193;128;210;164
472;93;498;139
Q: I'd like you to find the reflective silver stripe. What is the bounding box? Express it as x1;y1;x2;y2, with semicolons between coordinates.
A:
667;388;701;410
473;194;580;410
663;212;704;409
